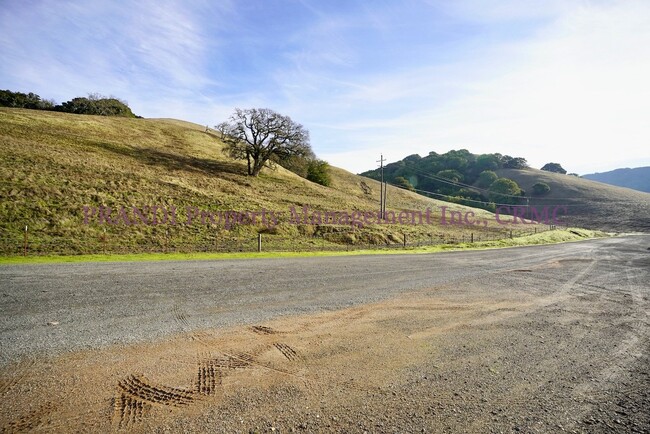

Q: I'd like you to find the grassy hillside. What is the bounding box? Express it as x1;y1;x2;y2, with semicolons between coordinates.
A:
358;149;649;233
0;108;543;255
497;168;650;232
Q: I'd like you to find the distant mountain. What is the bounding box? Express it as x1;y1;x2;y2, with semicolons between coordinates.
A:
582;167;650;193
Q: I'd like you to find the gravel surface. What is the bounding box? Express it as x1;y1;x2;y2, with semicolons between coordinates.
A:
0;235;649;433
0;236;630;365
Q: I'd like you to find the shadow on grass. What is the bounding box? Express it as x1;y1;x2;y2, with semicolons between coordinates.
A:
90;140;247;176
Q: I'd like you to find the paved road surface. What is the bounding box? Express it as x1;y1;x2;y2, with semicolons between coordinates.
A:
1;235;648;365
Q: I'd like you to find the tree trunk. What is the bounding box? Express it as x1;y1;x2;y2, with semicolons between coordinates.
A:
251;159;263;177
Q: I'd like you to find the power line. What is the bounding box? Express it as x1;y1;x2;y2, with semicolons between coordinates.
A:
399;183;518;208
390;182;614;209
410;169;528;199
399;169;649;202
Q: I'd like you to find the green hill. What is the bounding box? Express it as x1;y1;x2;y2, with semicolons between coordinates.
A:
360;149;649;233
0;108;541;256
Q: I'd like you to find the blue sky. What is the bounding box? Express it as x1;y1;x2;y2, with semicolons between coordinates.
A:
2;0;649;175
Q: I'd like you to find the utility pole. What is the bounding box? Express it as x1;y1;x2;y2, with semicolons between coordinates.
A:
384;176;388;218
377;154;386;219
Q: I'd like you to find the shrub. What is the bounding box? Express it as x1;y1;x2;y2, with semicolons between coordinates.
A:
394;176;415;191
489;178;523;204
306;159;331;186
532;182;551;196
477;170;498;188
56;94;136;117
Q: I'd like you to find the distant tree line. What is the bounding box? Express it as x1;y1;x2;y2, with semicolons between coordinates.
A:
0;89;139;118
361;150;572;210
360;150;532;210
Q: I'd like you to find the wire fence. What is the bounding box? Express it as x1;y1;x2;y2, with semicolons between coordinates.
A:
0;224;561;257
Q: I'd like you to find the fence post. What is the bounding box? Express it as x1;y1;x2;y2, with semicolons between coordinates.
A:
403;233;407;248
471;232;474;243
258;233;262;253
102;228;107;255
23;225;28;256
510;230;513;239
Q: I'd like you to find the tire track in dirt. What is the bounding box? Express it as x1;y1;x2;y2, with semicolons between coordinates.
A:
172;305;213;344
111;331;305;427
251;325;280;335
213;352;256;369
1;401;55;433
0;359;35;396
113;393;151;430
115;297;410;428
195;357;222;396
274;343;301;361
118;375;195;407
560;256;650;431
567;259;650;415
113;374;196;427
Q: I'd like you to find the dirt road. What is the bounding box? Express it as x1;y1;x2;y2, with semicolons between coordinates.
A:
1;236;649;432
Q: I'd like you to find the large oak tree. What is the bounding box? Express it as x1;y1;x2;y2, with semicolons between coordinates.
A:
217;108;312;176
540;162;567;174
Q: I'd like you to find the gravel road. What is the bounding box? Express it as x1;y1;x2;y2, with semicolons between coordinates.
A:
0;236;639;365
1;235;649;433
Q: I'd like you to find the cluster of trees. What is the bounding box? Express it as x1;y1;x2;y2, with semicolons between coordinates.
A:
217;108;331;186
0;90;54;110
0;89;138;118
541;162;566;174
360;150;531;210
361;151;572;209
541;162;579;176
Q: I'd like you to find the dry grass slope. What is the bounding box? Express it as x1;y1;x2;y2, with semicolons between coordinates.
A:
497;169;650;232
1;108;542;255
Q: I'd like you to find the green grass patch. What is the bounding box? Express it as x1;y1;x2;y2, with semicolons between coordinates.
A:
0;228;609;264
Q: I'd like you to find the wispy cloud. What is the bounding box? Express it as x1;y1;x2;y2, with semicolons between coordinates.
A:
0;0;233;115
1;1;649;174
295;1;650;174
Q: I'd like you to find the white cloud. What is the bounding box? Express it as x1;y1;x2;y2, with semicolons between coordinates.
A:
2;0;648;175
312;1;650;174
435;0;569;23
0;0;230;115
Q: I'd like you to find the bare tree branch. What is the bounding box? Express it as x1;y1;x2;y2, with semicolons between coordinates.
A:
216;108;312;176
